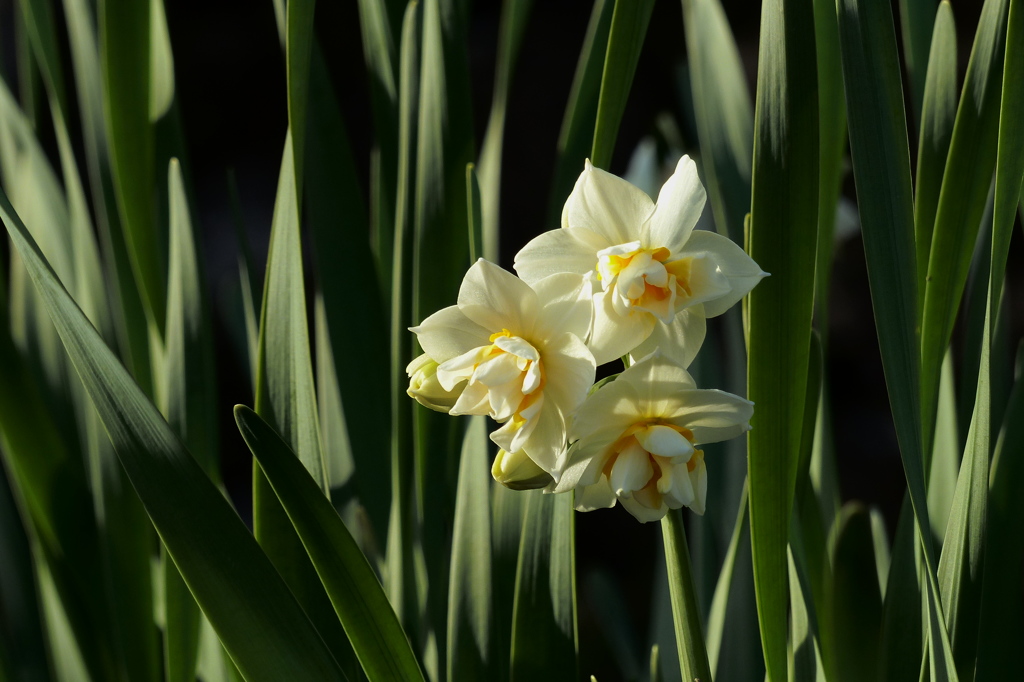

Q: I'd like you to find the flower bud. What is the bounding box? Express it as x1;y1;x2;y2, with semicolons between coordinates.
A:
491;448;554;491
406;353;462;412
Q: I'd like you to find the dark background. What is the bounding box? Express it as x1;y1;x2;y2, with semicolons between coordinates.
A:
2;0;1018;679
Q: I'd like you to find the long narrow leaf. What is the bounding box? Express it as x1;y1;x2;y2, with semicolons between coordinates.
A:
0;184;348;682
920;0;1010;453
589;0;655;169
446;417;494;681
235;405;426;682
680;0;753;244
746;0;819;678
509;491;577;681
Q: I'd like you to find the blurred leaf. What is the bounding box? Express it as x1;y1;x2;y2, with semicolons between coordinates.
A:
235;406;426;682
285;0;314;192
914;2;957;312
661;510;712;682
878;495;924;682
650;644;661;682
585;570;643;681
63;0;153;393
746;0;819;679
447;417;494;681
920;0;1010;456
928;350;959;545
942;3;1024;675
386;0;421;639
812;0;847;328
589;0;655;169
412;1;476;669
897;0;938;128
254;132;353;671
160;157;219;682
828;506;883;682
100;0;165;332
305;39;390;536
477;0;533;260
315;297;356;498
0;453;49;682
355;0;400;286
976;343;1024;677
491;482;525;682
547;0;614;227
466;163;483;263
788;544;826;682
0;184;349;682
702;484;747;675
834;1;962;674
510;491;577;681
148;0;174;121
681;0;753;244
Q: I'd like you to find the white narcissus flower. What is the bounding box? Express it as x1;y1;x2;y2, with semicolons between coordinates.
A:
556;351;753;522
410;259;596;479
514;155;766;367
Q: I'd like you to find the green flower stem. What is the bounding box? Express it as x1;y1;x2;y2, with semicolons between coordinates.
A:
661;509;713;682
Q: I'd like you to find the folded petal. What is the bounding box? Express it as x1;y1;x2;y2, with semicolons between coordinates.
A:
514;227;610;284
411;305;491;363
629;306;707;370
589;288;656;365
617;351;698;418
609;441;653;496
636;424;694;461
644;155;706;254
540;331;597;419
531;272;594;342
660;389;754;444
563;159;655;245
677;230;767;317
574;475;618;512
619;495;669;523
458;259;539;335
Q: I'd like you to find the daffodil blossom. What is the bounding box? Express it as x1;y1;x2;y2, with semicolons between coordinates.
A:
514;156;766;367
555;351;753;522
410;259;596;479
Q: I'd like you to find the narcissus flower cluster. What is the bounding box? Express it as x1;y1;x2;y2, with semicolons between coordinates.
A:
408;155;765;522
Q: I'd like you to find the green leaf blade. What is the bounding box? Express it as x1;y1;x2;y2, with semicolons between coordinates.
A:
235;405;426;682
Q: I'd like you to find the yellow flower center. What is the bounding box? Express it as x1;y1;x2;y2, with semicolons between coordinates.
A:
602;420;702;512
596;242;694;322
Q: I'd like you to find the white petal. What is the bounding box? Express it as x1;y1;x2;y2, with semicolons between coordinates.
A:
617;351;698;419
677;230;767;317
555;436;617;493
540;332;597;422
636;425;694;461
609;441;653;496
411;305;491;364
436;346;483;390
662;389;754;444
568;377;642;444
644;155;706;254
574;475;618;512
492;334;540;361
449;381;491;416
664;462;695;508
520;397;566;475
563;159;655;245
629;306;707;370
458;259;539;335
589;288;656;365
514;227;610;284
473;352;522;386
674;255;732;310
619;495;669;523
531;272;594;342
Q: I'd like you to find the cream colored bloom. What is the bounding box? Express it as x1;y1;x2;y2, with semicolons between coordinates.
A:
406;353;463;412
556;351;753;522
411;259;596;478
514;156;766;367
